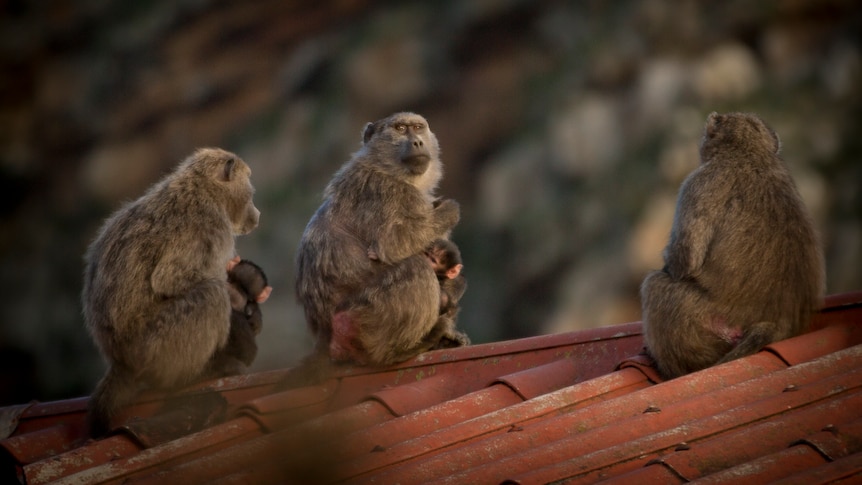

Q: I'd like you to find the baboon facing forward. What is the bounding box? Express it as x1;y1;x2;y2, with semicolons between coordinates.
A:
295;112;467;372
83;148;260;436
641;112;825;379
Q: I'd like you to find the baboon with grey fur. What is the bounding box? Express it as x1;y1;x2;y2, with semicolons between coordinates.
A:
294;112;469;375
83;148;261;437
640;112;825;379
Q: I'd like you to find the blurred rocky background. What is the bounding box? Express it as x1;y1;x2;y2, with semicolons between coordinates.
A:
1;0;860;405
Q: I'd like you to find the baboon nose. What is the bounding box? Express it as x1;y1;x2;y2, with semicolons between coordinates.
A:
413;139;424;148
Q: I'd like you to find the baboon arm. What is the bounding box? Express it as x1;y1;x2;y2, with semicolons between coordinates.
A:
151;241;222;297
363;208;426;263
678;219;710;273
369;202;459;264
369;225;423;263
667;206;713;277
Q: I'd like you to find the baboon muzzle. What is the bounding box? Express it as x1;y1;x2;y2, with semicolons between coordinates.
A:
401;137;430;175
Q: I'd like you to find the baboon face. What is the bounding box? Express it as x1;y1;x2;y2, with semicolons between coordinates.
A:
700;112;781;161
187;148;259;235
200;149;259;236
362;112;440;177
426;245;450;274
426;239;462;279
230;170;260;236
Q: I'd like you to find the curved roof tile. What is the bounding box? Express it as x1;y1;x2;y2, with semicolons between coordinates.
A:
1;292;860;484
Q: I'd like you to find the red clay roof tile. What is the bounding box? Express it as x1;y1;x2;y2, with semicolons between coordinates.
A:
769;450;862;484
686;422;862;484
0;291;860;484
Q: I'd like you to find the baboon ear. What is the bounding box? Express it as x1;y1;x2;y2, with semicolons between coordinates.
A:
771;128;782;155
362;122;376;144
447;264;463;280
222;158;236;181
704;111;720;136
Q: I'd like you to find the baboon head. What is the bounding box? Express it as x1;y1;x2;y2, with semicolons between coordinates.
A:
186;148;260;235
700;112;781;162
229;260;270;303
426;239;463;280
361;112;442;187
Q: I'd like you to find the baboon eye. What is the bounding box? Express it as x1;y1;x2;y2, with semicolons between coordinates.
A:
394;124;407;133
413;124;424;131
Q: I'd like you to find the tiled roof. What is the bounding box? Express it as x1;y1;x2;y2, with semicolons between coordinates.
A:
2;291;861;484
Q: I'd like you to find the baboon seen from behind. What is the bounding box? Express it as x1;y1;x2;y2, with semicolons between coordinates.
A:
641;112;825;379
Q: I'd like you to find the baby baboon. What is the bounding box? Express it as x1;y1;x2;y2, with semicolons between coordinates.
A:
425;237;470;350
426;237;466;320
295;112;467;372
640;112;825;379
82;148;260;437
206;258;272;377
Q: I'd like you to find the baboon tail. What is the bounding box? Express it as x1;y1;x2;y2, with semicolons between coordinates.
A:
87;365;139;438
716;321;781;365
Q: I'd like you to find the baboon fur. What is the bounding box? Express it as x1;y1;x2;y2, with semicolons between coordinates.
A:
83;148;260;436
295;112;467;372
207;259;271;377
426;237;468;323
641;112;825;379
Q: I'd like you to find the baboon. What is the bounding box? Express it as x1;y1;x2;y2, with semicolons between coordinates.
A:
294;112;467;374
82;148;261;437
426;237;467;320
640;112;825;379
424;237;470;350
206;258;272;377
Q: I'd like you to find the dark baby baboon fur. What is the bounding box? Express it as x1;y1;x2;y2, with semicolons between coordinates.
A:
426;237;468;328
206;259;272;377
82;148;261;437
427;237;470;350
294;112;468;374
640;112;825;379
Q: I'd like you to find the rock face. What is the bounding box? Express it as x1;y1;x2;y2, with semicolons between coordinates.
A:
0;1;859;403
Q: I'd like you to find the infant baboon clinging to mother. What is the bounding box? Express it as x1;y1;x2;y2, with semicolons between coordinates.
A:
425;237;470;350
206;258;272;377
82;148;263;437
641;112;825;379
294;112;469;377
426;237;467;322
